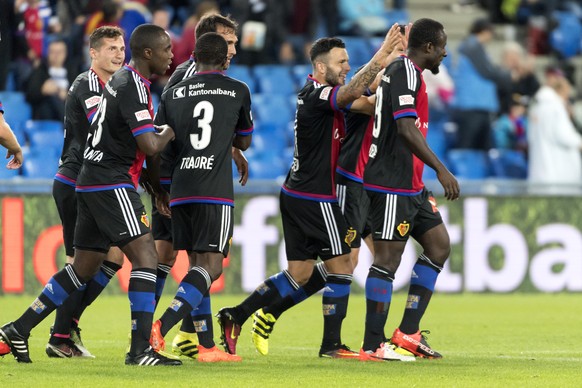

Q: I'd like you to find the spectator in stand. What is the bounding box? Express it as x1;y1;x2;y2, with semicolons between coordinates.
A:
280;0;318;65
337;0;396;36
16;0;45;66
492;96;528;152
25;39;76;120
498;41;540;114
450;17;511;150
0;0;18;89
528;67;582;185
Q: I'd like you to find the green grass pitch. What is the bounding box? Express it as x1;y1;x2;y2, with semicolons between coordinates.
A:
1;293;581;387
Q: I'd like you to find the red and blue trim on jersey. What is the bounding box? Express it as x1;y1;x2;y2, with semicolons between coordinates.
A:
170;196;234;207
394;108;417;120
132;124;155;137
123;65;151;87
76;183;135;192
336;166;363;183
0;100;4;113
236;126;254;136
364;182;423;196
159;177;171;185
196;70;224;75
281;185;338;203
54;173;76;187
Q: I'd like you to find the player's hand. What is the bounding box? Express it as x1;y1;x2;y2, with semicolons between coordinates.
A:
156;191;171;218
6;149;23;169
232;147;249;186
436;169;460;201
139;167;157;197
154;124;171;133
380;23;401;55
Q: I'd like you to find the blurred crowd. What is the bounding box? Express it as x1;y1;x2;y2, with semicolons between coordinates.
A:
1;0;582;184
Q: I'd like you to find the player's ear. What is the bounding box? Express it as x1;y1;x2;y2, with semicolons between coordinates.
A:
143;47;153;60
315;61;326;75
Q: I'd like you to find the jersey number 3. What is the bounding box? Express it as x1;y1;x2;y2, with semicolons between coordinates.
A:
191;100;214;150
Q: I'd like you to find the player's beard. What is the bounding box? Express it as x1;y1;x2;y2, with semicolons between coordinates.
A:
325;72;341;86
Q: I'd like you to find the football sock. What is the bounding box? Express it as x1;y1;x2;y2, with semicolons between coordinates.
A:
190;292;214;348
51;265;86;344
399;254;442;334
362;265;394;351
265;262;328;319
320;273;352;350
128;268;157;356
231;270;299;325
15;265;83;336
159;266;211;337
154;263;172;309
73;260;121;320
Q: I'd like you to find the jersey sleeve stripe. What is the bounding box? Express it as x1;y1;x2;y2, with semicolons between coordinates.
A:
132;124;155;137
330;85;341;111
184;62;196;79
54;173;76;186
86;108;97;123
88;71;100;92
235;126;254;135
132;73;149;104
393;108;417;119
404;58;417;91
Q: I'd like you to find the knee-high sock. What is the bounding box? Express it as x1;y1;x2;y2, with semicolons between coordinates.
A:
362;265;394;351
189;291;214;348
154;264;172;309
321;273;352;350
159;266;211;337
72;260;121;325
399;254;442;334
128;268;157;356
230;270;299;325
15;265;83;336
264;262;328;319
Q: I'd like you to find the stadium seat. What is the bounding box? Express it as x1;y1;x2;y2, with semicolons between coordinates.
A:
23;120;63;138
252;94;294;126
227;65;257;93
291;64;312;86
253;65;296;95
0;166;20;179
488;149;527;179
22;152;59;179
0;91;32;130
28;129;64;151
337;37;372;69
549;11;582;59
447;149;489;179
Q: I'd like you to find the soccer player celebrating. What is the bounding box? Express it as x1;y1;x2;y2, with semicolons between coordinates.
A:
361;18;459;361
148;31;252;362
147;13;247;360
0;24;181;366
217;24;404;359
48;26;126;359
0;101;23;169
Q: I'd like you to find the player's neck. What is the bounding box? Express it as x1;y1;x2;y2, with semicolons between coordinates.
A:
406;51;426;72
128;59;151;80
91;65;115;84
195;64;222;73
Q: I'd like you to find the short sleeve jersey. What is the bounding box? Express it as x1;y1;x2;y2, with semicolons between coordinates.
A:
156;57;196;183
76;65;156;192
55;69;103;186
336;110;374;183
282;76;346;202
364;56;428;195
155;71;253;207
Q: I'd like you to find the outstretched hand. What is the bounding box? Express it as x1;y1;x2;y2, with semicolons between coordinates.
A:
6;149;23;169
437;169;460;201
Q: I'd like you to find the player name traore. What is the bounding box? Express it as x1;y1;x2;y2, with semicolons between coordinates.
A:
180;155;215;170
173;83;237;99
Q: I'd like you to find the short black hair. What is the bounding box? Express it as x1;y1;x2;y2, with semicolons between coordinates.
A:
89;26;124;49
129;24;167;58
195;13;238;40
194;32;228;66
408;18;445;50
309;37;345;64
469;17;493;34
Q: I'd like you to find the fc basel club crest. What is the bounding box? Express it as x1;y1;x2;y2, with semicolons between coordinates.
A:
345;227;357;246
428;195;439;213
141;212;150;228
397;221;409;237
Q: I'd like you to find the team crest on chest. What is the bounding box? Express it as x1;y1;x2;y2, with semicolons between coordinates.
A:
397;221;409;237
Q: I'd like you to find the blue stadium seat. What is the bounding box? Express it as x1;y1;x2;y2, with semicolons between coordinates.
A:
488;149;527;179
550;12;582;59
0;166;20;179
22;152;59;179
337;37;372;69
253;65;296;95
447;149;489;179
23;120;63;138
252;94;294;126
227;65;257;93
0;91;32;130
291;64;312;86
29;129;64;153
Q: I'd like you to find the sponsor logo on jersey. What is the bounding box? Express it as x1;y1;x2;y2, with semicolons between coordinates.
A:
170;299;183;312
105;82;117;97
131;319;137;330
140;213;150;227
406;294;420;309
397;221;409;237
428;196;439;213
257;282;270;295
399;94;414;106
188;87;236;98
45;283;54;294
382;75;390;83
319;86;332;100
322;303;336;316
344;227;357;247
135;109;151;121
415;118;429;129
173;86;186;99
194;320;208;332
85;95;101;109
31;298;46;313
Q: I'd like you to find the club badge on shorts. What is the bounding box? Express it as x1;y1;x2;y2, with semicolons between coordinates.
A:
344;227;357;246
140;212;150;227
397;221;409;237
